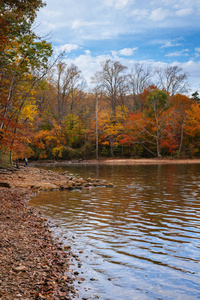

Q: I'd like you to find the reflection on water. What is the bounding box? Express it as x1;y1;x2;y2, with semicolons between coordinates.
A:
29;164;200;300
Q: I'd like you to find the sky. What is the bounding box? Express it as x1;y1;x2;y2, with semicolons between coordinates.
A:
35;0;200;94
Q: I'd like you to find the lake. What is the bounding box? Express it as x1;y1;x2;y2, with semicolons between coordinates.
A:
29;163;200;300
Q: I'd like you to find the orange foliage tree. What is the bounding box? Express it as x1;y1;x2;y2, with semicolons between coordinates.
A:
169;93;193;157
0;0;52;165
184;103;200;157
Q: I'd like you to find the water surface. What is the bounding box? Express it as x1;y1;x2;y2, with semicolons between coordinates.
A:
29;164;200;299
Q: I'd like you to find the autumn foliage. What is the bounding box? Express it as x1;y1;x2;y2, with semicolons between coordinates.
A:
1;2;200;165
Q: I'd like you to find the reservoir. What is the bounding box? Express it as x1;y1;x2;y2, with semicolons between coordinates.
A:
29;163;200;299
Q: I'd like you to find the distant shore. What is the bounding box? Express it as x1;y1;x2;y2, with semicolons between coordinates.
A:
31;157;200;166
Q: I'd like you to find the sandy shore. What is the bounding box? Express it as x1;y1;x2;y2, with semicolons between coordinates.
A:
94;158;200;164
32;158;200;166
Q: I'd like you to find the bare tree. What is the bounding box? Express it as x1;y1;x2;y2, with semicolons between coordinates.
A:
128;63;153;111
54;62;83;119
156;65;189;96
65;64;83;114
92;59;128;116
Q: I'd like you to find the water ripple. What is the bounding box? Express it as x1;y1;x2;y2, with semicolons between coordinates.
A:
30;164;200;300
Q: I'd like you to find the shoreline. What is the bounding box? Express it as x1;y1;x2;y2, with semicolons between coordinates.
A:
0;167;82;299
31;157;200;166
0;165;114;299
0;187;77;299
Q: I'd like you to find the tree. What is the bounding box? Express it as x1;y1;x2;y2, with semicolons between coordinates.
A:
192;91;200;103
118;111;146;157
128;63;153;111
124;89;171;157
92;60;128;116
0;0;45;67
0;37;52;135
156;65;189;96
95;106;127;157
170;94;193;157
51;62;83;120
184;103;200;157
145;89;170;157
0;0;53;166
120;90;174;158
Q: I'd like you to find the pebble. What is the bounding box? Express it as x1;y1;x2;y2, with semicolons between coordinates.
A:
13;266;27;272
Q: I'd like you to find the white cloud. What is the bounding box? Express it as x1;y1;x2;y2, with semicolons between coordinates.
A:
104;0;129;9
35;0;200;45
42;22;58;31
131;9;148;20
149;8;169;21
175;8;193;17
71;20;96;29
166;49;189;57
118;47;137;56
115;0;129;9
54;43;79;54
42;9;62;17
182;60;200;92
161;40;181;48
194;48;200;58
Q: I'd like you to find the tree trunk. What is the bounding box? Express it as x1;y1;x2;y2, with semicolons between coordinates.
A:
96;94;99;160
156;138;162;158
110;136;114;157
9;150;13;167
177;123;185;158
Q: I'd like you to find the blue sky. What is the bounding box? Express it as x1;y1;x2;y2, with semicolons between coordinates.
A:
35;0;200;94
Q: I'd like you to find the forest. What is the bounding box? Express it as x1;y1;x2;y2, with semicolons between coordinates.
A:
1;0;200;167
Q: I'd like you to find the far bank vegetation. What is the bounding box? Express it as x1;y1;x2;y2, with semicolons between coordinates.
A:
1;1;200;167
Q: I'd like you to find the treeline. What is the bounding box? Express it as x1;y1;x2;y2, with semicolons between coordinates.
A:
1;1;200;166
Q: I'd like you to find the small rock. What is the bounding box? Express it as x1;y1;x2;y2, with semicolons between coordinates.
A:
64;245;71;250
62;275;68;281
74;271;79;275
61;286;68;292
13;265;27;272
106;183;114;187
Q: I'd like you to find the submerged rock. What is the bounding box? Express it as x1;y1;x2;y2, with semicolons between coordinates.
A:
0;166;114;192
